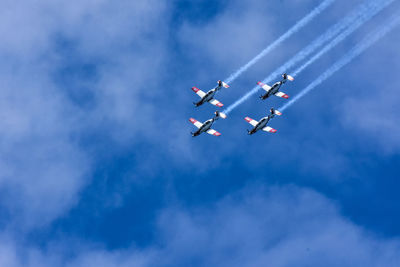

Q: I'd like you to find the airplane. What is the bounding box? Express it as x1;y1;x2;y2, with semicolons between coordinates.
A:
244;108;282;135
192;80;230;107
257;73;294;100
189;111;227;137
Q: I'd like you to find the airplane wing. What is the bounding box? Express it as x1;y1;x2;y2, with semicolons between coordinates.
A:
189;118;203;129
209;99;224;107
192;87;206;98
257;82;272;92
244;117;258;127
206;129;221;136
262;126;277;133
274;91;289;99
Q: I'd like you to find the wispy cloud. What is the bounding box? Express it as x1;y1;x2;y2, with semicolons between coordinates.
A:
2;185;400;266
0;0;168;229
0;0;399;266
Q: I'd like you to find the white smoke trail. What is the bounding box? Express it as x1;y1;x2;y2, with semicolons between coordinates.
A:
223;0;391;114
224;0;336;84
292;0;396;76
280;14;400;112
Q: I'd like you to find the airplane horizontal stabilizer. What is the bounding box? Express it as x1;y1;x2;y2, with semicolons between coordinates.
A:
222;82;230;88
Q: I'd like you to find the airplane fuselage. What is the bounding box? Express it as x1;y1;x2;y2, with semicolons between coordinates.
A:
248;116;272;135
192;119;214;136
194;86;222;107
261;81;282;100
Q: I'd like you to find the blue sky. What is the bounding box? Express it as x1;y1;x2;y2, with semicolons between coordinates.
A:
0;0;400;266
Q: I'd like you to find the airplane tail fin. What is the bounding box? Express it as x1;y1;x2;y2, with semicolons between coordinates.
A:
270;108;282;116
282;73;295;81
218;80;230;88
215;111;227;119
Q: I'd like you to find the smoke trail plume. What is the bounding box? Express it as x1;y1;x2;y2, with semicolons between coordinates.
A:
224;0;391;114
280;14;400;112
292;0;395;76
224;0;336;84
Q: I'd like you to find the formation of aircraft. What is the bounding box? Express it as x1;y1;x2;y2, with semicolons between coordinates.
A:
189;74;293;136
192;80;230;107
258;73;294;100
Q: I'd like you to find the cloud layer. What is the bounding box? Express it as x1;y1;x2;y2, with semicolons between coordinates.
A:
0;0;168;229
2;186;400;266
0;0;399;265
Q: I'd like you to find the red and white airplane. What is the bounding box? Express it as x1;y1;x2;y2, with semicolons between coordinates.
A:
192;80;229;107
258;73;294;100
189;111;227;137
244;108;282;135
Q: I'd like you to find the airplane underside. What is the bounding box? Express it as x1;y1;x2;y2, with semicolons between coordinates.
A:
261;91;274;100
248;129;257;135
260;93;271;100
194;99;205;107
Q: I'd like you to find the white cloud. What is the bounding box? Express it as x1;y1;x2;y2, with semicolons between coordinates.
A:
151;185;400;267
0;0;169;229
0;0;398;265
1;185;400;266
339;24;400;154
